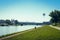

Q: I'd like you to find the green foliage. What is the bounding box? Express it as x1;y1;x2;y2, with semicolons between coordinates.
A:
49;10;60;25
5;20;12;25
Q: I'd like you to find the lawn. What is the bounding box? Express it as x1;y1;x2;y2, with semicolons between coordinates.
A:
4;25;60;40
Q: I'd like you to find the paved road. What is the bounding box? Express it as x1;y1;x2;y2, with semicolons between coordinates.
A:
50;25;60;30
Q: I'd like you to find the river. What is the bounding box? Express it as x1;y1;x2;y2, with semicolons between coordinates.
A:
0;25;42;36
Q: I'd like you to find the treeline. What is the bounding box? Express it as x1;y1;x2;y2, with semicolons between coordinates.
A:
1;10;60;26
0;19;19;26
0;19;43;26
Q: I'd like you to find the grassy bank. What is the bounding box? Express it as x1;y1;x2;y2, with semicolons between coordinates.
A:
0;32;20;38
3;25;60;40
0;28;33;38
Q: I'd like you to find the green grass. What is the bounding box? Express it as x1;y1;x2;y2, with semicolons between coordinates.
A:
4;25;60;40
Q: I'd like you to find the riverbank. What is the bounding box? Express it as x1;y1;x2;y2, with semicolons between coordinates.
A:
0;32;22;38
0;25;42;36
0;28;34;40
0;25;42;40
1;25;60;40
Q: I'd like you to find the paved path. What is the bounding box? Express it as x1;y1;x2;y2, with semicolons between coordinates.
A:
0;29;33;40
50;25;60;30
0;25;60;40
0;26;42;40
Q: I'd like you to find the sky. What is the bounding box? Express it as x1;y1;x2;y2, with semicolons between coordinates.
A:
0;0;60;23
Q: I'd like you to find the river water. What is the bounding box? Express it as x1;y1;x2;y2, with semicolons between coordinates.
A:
0;25;42;36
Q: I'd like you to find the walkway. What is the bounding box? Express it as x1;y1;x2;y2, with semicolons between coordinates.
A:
0;29;33;40
50;25;60;30
0;25;60;40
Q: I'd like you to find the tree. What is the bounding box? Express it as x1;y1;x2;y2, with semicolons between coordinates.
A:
49;10;60;25
5;20;12;25
43;13;45;16
15;20;19;25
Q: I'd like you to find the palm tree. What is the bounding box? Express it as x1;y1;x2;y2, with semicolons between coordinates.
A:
43;13;45;16
43;13;46;22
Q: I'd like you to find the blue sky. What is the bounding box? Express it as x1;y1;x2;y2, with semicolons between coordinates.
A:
0;0;60;23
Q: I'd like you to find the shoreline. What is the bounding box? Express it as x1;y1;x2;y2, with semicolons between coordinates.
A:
0;29;33;40
0;26;42;40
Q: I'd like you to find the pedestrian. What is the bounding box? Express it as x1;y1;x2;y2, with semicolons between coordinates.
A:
35;27;36;29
